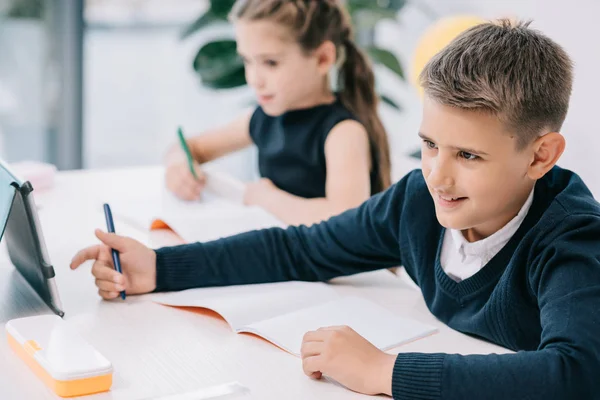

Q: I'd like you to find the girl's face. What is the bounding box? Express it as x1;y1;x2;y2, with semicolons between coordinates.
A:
235;20;335;116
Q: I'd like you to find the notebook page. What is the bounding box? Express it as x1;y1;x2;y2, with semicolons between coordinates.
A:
107;181;232;231
203;168;245;203
107;168;284;241
166;205;284;243
241;296;438;356
153;281;337;331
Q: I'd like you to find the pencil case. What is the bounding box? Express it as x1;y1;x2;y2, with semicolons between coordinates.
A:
6;314;113;397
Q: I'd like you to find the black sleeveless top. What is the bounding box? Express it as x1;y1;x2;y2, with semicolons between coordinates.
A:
249;99;381;199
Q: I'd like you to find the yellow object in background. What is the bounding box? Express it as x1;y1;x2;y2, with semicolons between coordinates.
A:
411;16;486;97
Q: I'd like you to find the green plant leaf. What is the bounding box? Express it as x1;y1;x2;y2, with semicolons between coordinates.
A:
193;40;247;88
347;0;407;30
347;0;407;13
203;67;247;90
209;0;237;18
366;46;405;80
180;0;236;39
181;11;222;40
409;148;422;159
379;94;402;110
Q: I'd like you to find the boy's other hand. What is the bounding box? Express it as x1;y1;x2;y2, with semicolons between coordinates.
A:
165;160;206;201
301;325;395;396
70;229;157;299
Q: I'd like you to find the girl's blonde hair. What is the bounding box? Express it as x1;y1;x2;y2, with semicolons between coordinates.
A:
230;0;391;192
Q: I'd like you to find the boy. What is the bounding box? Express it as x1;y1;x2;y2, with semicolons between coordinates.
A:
71;19;600;399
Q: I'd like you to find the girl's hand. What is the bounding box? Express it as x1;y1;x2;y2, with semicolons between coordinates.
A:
301;325;395;395
165;161;206;201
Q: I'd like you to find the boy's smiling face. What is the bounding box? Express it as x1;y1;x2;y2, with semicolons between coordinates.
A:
420;96;538;242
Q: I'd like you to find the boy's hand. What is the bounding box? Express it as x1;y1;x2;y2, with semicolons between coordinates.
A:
165;160;206;201
244;178;278;206
70;229;157;299
301;326;395;396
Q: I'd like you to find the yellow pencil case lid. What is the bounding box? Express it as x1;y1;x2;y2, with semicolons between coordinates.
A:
6;314;113;398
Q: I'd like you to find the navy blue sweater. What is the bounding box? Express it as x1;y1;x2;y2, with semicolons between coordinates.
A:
155;166;600;399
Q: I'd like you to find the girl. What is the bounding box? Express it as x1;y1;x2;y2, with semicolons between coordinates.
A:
165;0;391;226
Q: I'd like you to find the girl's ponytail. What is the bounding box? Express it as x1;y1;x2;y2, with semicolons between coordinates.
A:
339;39;391;193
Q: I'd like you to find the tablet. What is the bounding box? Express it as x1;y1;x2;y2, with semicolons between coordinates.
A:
0;159;65;317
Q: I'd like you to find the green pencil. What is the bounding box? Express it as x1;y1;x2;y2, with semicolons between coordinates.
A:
177;126;199;180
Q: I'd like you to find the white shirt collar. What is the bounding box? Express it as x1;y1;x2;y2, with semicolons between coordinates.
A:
450;187;535;258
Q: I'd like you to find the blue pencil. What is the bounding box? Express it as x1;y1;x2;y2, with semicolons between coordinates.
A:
103;203;126;300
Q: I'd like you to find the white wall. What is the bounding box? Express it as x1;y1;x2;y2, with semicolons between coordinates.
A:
84;23;259;181
521;0;600;198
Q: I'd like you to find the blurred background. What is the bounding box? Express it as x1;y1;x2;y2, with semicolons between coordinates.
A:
0;0;598;195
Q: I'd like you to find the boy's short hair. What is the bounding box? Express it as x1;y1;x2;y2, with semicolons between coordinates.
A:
420;19;573;149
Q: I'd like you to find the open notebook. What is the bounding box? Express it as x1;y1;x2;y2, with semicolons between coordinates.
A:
107;168;284;243
152;281;437;356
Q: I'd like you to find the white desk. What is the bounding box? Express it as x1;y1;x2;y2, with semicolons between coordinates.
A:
0;166;509;400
